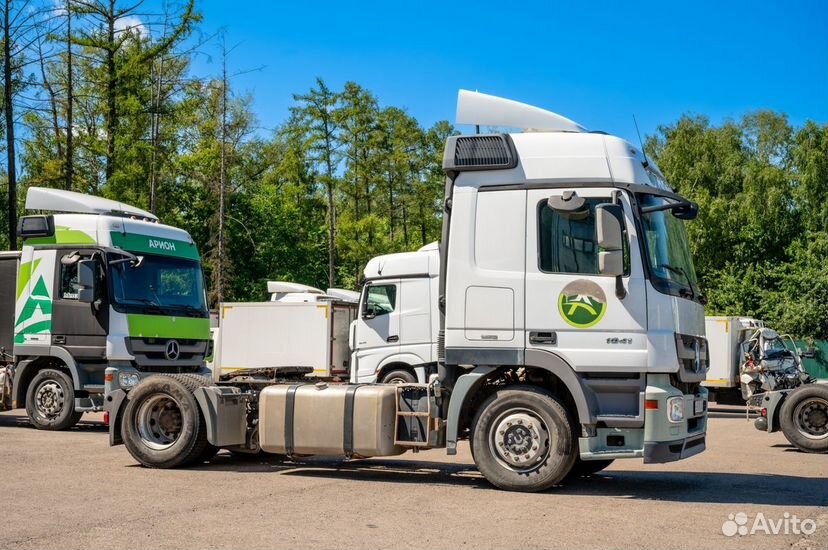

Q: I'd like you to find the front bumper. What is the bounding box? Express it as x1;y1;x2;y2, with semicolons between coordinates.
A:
643;433;706;463
578;373;708;463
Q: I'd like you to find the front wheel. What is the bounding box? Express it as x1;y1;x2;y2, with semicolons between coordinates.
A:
471;385;577;492
380;369;416;384
121;375;211;468
25;368;83;430
779;384;828;453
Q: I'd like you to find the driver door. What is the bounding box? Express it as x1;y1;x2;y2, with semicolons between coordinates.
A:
354;280;401;381
524;189;648;373
51;249;108;359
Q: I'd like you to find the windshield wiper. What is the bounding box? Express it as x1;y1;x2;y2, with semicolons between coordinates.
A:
657;264;698;300
125;297;163;311
165;303;205;316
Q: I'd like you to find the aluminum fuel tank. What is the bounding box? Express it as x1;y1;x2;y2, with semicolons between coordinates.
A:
258;383;405;457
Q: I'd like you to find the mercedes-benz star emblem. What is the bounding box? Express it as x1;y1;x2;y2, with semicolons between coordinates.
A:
165;339;180;361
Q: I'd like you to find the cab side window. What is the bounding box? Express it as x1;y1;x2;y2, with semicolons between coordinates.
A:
365;284;397;317
538;198;630;275
60;263;80;300
58;253;104;301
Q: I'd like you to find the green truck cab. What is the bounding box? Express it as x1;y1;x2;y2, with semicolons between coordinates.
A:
0;187;210;430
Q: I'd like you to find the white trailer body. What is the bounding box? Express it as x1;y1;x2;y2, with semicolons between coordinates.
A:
214;300;356;379
703;316;764;390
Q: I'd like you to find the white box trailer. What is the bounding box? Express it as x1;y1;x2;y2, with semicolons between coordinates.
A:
213;290;356;379
703;316;764;391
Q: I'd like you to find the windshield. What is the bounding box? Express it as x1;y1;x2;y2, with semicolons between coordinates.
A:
639;194;700;300
110;253;208;316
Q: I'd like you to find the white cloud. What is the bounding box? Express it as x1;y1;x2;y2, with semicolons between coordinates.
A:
114;15;147;38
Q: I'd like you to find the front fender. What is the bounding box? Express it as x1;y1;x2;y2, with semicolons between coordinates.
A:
106;388;128;446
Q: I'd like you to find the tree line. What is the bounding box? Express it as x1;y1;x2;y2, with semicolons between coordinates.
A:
1;0;826;338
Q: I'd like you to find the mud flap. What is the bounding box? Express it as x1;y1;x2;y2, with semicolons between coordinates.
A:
193;386;248;447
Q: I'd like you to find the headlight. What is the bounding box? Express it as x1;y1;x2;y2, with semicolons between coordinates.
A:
667;396;685;423
118;372;140;388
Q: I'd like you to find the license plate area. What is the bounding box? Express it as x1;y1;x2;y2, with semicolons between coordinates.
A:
693;397;705;416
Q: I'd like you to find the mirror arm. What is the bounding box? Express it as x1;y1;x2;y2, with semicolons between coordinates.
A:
615;275;626;299
640;198;696;215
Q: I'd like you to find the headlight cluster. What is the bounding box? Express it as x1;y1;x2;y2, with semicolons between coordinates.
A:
118;372;140;388
667;396;685;423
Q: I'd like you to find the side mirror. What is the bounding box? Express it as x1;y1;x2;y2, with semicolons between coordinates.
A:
77;259;96;303
362;305;376;320
672;202;699;220
596;204;624;277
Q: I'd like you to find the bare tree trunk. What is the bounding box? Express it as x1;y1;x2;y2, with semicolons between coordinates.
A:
37;34;64;165
217;48;228;304
323;118;335;288
3;0;17;249
104;0;116;183
65;0;73;190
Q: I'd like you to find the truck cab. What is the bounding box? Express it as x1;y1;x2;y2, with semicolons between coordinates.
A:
437;91;709;477
0;187;211;430
351;242;439;384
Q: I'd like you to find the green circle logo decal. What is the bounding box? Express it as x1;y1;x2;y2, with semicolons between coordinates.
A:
558;280;607;328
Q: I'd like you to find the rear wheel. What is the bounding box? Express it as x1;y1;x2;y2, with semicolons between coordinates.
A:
25;368;83;431
780;384;828;453
471;385;577;492
122;375;212;468
381;369;416;384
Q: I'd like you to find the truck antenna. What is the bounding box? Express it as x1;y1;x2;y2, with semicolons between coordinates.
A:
633;115;649;168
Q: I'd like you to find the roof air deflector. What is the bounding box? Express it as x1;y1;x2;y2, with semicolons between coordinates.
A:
456;89;586;133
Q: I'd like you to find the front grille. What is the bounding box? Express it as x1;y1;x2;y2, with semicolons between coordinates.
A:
126;337;208;370
674;333;709;382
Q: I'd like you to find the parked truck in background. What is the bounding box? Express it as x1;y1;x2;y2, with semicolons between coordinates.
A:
0;187;211;430
703;316;828;453
201;244;437;386
351;242;439;384
107;90;711;492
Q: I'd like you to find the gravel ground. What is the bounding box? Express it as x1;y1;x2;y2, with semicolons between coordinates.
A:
0;406;825;550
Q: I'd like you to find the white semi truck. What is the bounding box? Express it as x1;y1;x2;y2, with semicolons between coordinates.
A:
205;243;439;385
107;90;710;492
0;188;211;430
703;316;827;453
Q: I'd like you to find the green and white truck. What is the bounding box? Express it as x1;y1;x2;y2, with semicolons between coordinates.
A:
0;187;211;430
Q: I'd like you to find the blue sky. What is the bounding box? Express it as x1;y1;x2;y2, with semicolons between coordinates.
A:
188;0;827;142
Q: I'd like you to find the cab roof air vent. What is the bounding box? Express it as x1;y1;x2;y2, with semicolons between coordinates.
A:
443;134;518;172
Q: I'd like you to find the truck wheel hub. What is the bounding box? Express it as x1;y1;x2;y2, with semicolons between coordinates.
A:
35;381;64;417
491;411;549;470
136;395;183;450
795;398;828;438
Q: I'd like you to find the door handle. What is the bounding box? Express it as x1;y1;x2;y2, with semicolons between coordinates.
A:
386;335;399;343
529;331;557;345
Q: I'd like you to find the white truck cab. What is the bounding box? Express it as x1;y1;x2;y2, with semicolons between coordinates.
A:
351;242;439;384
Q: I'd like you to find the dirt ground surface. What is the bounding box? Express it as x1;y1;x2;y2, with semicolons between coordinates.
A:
0;406;825;550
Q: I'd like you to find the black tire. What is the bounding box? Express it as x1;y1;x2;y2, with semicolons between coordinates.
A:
121;374;212;469
471;385;577;492
381;369;416;384
25;368;83;431
567;457;614;479
779;384;828;453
